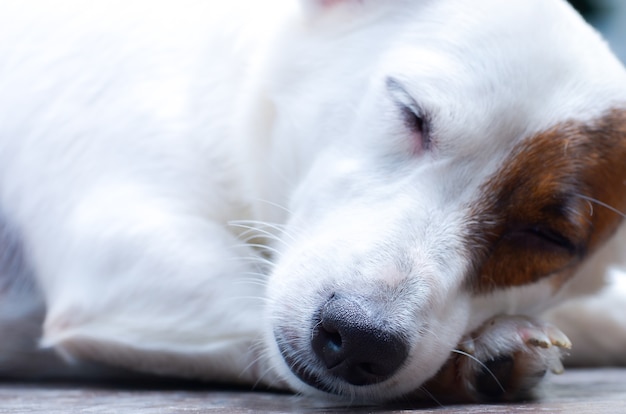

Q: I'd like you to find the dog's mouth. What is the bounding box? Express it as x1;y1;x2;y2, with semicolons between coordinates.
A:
274;294;410;395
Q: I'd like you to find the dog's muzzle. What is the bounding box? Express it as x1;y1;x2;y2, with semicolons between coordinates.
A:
277;293;409;391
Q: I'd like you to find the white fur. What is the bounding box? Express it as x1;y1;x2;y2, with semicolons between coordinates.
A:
0;0;625;402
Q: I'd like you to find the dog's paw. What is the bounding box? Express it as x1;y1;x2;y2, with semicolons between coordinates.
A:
422;315;571;403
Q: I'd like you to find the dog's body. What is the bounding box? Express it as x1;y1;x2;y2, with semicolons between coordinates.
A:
1;0;625;404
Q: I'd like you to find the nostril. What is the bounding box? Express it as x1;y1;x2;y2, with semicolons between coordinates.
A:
310;294;408;386
312;320;346;369
326;330;343;353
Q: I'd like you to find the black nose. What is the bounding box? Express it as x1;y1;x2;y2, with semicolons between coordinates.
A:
311;294;408;386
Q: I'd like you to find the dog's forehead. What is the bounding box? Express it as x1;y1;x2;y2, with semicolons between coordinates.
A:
383;0;626;155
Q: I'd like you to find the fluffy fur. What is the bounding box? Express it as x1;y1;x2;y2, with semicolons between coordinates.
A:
0;0;625;404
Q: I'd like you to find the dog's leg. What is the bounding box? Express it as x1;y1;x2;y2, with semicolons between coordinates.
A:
542;224;626;367
420;315;571;402
0;272;121;379
5;185;282;387
543;267;626;366
0;217;91;378
0;218;51;377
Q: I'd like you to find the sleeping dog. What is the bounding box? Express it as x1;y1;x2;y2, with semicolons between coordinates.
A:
0;0;625;404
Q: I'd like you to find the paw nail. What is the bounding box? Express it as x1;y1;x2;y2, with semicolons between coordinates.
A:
546;327;572;349
551;359;565;375
527;337;551;348
523;330;552;348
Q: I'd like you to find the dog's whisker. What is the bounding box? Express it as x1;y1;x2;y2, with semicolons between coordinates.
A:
229;219;292;240
451;349;506;394
230;243;282;264
575;194;626;219
229;224;285;246
249;197;295;216
240;233;285;246
231;228;292;252
240;243;283;258
417;385;445;408
230;218;304;245
227;255;275;269
227;220;278;236
417;324;435;338
235;227;266;242
243;345;282;391
233;279;267;288
238;271;269;279
238;341;267;383
233;279;269;289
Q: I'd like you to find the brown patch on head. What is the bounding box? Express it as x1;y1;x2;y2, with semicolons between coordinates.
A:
467;108;626;293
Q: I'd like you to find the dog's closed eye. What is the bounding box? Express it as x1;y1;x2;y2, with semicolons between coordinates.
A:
399;105;429;149
510;226;577;255
386;77;431;152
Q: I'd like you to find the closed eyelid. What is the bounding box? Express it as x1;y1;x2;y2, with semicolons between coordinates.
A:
385;77;432;151
386;78;424;117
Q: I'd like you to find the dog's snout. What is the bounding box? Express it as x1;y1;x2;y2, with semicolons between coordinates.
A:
311;295;408;386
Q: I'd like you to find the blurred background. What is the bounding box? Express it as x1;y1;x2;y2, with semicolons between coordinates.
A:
568;0;626;62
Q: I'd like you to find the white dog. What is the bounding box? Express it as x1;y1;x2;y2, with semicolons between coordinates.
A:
0;0;625;404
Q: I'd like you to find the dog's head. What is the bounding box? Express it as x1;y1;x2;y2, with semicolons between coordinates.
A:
259;0;626;401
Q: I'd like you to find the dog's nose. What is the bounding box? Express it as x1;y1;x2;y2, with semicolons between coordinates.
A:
311;294;408;386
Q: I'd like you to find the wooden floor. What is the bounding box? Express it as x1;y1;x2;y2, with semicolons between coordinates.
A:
1;368;625;413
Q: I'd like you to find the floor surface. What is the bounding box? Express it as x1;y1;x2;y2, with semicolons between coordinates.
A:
0;368;625;413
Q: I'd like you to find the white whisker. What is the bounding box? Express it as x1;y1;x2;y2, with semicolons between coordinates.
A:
228;221;296;248
451;349;505;394
240;233;282;244
418;386;444;408
229;219;296;243
575;194;626;219
233;278;268;288
239;243;283;258
239;271;269;279
227;255;275;269
250;197;294;216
